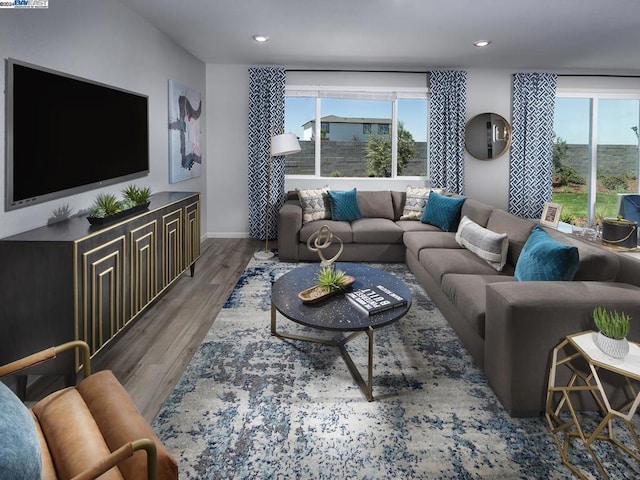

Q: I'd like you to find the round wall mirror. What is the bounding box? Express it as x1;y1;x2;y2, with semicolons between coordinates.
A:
465;113;511;160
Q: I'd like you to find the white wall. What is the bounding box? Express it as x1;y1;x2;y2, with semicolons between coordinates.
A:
0;0;206;238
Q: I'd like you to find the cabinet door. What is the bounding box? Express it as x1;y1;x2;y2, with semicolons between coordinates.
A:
185;198;201;268
161;207;184;288
129;220;158;318
76;235;127;356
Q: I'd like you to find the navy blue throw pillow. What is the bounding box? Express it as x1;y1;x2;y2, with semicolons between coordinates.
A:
420;191;465;232
515;226;579;281
328;188;362;222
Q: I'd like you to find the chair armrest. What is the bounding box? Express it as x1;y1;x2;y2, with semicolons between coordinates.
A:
278;201;303;261
0;340;91;379
70;439;157;480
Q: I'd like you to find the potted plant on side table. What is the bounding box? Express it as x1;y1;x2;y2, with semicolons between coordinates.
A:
593;306;631;359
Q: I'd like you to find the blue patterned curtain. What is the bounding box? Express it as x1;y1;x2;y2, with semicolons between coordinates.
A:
248;67;286;240
428;71;467;194
509;73;557;218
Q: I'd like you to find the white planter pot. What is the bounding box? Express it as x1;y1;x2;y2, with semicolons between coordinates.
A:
596;332;629;359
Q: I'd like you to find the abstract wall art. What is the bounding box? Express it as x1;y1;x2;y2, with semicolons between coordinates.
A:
168;80;202;183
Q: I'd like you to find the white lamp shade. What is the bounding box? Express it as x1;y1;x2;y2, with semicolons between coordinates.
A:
271;133;301;156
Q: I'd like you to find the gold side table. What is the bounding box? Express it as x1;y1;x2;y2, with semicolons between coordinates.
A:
546;331;640;479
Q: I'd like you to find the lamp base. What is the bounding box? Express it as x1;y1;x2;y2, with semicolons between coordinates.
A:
254;250;275;260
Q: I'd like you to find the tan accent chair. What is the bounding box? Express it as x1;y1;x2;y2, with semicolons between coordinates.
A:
0;341;178;480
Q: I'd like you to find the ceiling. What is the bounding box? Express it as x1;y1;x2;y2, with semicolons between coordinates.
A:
118;0;640;74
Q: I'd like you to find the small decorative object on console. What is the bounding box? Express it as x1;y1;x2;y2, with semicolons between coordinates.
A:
297;266;355;304
593;306;631;359
602;216;638;250
540;202;563;228
346;285;407;315
306;224;344;267
86;185;152;225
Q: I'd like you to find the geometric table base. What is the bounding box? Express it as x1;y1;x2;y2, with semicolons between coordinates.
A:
546;335;640;479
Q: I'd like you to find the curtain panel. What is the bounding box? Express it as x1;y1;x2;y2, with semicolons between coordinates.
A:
428;70;467;194
509;73;558;218
248;67;286;240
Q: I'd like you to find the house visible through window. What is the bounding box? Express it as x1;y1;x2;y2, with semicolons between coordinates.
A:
553;94;640;225
284;87;428;178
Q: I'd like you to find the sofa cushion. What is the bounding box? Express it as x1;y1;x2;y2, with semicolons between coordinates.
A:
0;381;42;479
455;216;509;271
419;248;510;284
544;228;619;281
352;218;404;244
515;226;579;281
296;186;330;223
300;220;354;244
397;220;445;233
328;188;362;222
460;198;494;228
421;191;466;232
441;274;517;339
356;190;395;220
403;230;461;256
486;209;536;266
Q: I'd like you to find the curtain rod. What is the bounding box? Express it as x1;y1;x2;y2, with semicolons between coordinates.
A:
558;74;640;78
286;69;430;74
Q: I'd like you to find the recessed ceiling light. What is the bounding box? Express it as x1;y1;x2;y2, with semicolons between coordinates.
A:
252;34;270;43
473;40;491;48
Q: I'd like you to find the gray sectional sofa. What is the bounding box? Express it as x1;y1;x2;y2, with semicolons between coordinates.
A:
278;189;640;416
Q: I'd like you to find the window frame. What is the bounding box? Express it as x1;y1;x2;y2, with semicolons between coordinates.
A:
285;85;429;180
555;91;640;223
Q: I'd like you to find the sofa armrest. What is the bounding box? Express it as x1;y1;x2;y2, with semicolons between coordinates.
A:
484;281;640;416
278;201;303;262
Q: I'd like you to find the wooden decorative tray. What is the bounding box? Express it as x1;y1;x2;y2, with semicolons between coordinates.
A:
297;275;355;304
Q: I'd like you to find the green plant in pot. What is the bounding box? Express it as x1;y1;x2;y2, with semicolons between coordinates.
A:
122;184;152;206
87;193;123;219
317;267;351;293
593;306;631;359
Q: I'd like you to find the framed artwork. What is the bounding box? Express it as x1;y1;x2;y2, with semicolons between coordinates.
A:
540;202;563;228
168;80;202;183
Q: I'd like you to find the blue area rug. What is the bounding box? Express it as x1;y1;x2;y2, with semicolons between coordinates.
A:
152;260;639;479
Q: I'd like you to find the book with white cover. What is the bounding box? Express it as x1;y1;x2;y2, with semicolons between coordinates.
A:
345;284;407;315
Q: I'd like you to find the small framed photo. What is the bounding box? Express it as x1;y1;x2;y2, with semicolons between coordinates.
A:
540;202;563;228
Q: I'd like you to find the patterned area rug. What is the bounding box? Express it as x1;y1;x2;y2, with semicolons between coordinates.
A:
152;260;639;479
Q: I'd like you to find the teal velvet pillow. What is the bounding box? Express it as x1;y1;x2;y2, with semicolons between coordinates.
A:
420;191;466;232
515;226;579;281
0;381;42;479
328;188;362;222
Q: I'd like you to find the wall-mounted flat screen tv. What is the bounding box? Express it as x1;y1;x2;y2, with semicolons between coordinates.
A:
5;58;149;211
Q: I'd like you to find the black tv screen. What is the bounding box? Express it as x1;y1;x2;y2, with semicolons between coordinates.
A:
5;59;149;211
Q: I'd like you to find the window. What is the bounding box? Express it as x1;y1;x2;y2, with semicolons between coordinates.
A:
284;86;428;178
553;94;640;226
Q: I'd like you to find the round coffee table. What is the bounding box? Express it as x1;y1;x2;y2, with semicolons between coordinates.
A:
270;262;412;401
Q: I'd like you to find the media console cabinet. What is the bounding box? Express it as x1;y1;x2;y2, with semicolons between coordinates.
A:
0;191;200;397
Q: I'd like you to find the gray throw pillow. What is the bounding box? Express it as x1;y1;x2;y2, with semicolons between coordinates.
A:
400;186;443;220
296;186;331;223
455;215;509;271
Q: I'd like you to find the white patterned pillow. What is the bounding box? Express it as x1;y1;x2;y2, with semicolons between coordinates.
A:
400;186;443;220
296;186;331;223
455;216;509;271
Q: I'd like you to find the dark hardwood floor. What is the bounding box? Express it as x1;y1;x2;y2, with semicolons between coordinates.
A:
27;238;261;423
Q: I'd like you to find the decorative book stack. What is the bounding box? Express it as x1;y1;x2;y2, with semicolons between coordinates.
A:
346;285;407;315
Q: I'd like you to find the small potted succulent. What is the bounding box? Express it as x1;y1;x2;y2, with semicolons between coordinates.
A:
297;266;355;304
593;306;631;359
122;184;152;206
86;185;152;225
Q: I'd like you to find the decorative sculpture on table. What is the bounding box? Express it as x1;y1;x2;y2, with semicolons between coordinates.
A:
306;225;344;268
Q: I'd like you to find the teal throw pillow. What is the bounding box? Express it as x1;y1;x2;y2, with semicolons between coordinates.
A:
515;226;579;281
421;191;465;232
0;381;42;479
328;188;362;222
